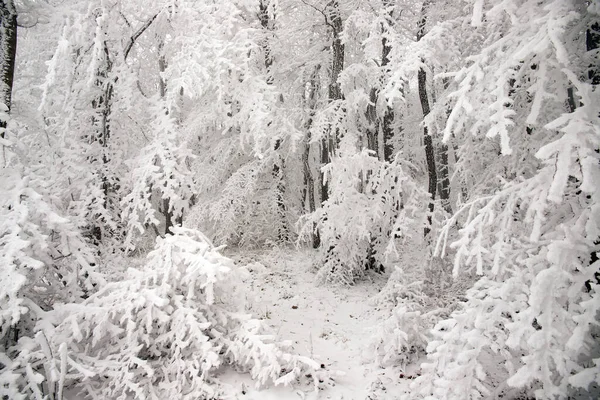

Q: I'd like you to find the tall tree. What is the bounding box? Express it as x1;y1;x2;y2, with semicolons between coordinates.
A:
365;0;395;162
0;0;17;132
302;64;321;247
259;0;289;242
435;77;452;214
320;0;344;203
416;0;436;236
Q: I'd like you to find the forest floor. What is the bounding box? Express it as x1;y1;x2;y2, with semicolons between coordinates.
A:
220;247;415;400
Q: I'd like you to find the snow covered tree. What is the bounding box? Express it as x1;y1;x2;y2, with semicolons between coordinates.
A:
0;104;103;400
0;0;17;130
161;0;304;247
408;0;600;398
44;227;320;399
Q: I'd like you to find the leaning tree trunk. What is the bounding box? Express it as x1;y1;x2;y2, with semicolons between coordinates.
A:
321;0;344;204
417;1;436;237
0;0;17;133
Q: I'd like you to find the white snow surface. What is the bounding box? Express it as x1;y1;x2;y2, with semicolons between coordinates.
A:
219;247;414;400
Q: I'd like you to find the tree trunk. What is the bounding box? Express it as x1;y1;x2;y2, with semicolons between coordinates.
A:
365;87;379;155
437;143;451;211
88;39;114;243
303;65;321;248
366;0;395;162
327;1;344;103
321;0;344;204
417;1;436;237
259;0;274;83
381;10;394;162
436;77;452;214
587;22;600;84
364;2;395;270
259;0;289;242
0;0;17;132
157;40;176;236
586;20;600;289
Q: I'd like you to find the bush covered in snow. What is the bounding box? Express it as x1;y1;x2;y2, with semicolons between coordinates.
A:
0;153;102;399
299;151;428;285
368;260;474;371
41;227;320;399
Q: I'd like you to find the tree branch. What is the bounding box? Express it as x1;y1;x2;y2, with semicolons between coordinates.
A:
124;12;159;61
299;0;333;30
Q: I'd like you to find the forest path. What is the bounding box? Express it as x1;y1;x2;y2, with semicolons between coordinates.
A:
221;248;409;399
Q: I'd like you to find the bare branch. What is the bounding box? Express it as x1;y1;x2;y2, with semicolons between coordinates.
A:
124;12;159;61
299;0;334;29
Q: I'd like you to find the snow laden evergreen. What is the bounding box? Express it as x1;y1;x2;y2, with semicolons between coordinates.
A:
0;115;102;399
405;1;600;398
44;228;320;399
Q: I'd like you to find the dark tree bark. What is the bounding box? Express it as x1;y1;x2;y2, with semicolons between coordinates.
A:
88;39;115;244
436;77;452;214
366;0;394;162
587;22;600;84
381;17;394;162
363;1;395;271
90;14;159;241
0;0;17;132
417;1;436;237
124;13;159;61
259;0;289;242
365;87;379;155
585;20;600;290
259;0;274;83
321;0;344;203
437;142;451;212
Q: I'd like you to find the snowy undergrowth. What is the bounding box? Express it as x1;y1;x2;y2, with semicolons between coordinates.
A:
366;232;476;375
35;228;321;399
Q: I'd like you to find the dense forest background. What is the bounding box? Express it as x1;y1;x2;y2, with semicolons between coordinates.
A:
1;0;599;399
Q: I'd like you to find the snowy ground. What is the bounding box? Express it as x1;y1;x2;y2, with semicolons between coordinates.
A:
220;247;414;400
